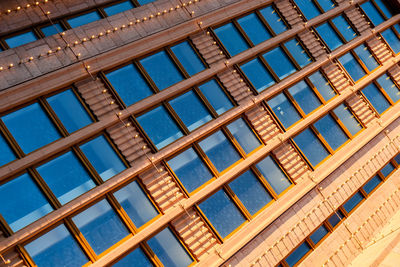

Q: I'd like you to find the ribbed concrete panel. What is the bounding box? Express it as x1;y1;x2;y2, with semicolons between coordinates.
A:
171;208;219;260
190;32;226;66
217;69;253;104
275;0;303;27
346;94;377;127
139;164;185;212
322;62;352;94
245;105;281;143
366;36;393;64
344;6;371;33
388;63;400;84
272;141;311;182
298;29;327;59
0;231;26;267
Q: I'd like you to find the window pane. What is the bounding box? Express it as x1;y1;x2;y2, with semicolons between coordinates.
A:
381;28;400;54
317;0;335;12
381;162;395;177
106;64;153;106
240;58;275;92
308;71;336;101
362;83;391;114
374;0;393;18
395;154;400;164
286;242;311;267
284;39;312;68
227;118;261;154
361;1;385;26
113;180;158;227
169;91;212;131
198;131;241;172
332;15;357;42
338;53;366;82
333;104;362;136
198;79;233;115
72;199;129;255
25;224;88;267
214;23;249;56
362;175;381;195
0;133;15;166
288;80;321;114
5;31;38;48
67;11;102;28
80;135;126;180
293;0;321;20
137;106;183;149
353;44;379;71
316;23;343;51
37;151;96;205
113;247;153;267
0;173;53;231
377;74;400;103
2;102;61;154
343;192;364;213
328;210;344;227
310;225;328;245
259;6;287;35
168;147;213;193
171;41;205;76
199;190;246;238
263;47;296;80
293;128;330;166
137;0;155;4
40;23;64;37
314;114;348;151
268;93;302;129
255;156;292;195
229;171;272;215
237;13;272;45
47;89;92;133
140;51;184;90
104;1;134;16
147;228;193;267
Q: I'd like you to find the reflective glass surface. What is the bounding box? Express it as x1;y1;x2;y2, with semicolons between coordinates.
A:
72;199;129;255
362;83;390;114
226;118;261;154
5;31;38;48
113;180;158;227
237;13;272;45
137;106;183;149
40;23;64;37
328;211;344;227
37;151;95;205
333;104;362;136
80;135;126;180
0;134;15;166
263;47;296;80
214;23;249;56
240;58;275;92
286;242;311;267
314;114;348;151
0;173;53;231
288;80;321;114
67;11;102;28
332;15;357;42
381;28;400;54
259;6;287;35
113;247;153;267
106;64;153;106
2;102;61;154
25;224;88;267
308;71;336;101
293;0;321;20
361;1;385;26
316;23;343;51
256;156;292;195
343;192;364;213
381;162;395;177
137;0;156;4
168;148;213;193
374;0;393;18
310;225;328;245
395;154;400;164
354;44;379;71
198;131;241;172
268;93;302;128
377;74;400;103
293;128;330;166
104;1;134;16
140;51;184;90
171;41;205;76
338;53;366;82
199;190;246;238
198;79;233;115
362;175;381;195
284;39;311;68
318;0;335;11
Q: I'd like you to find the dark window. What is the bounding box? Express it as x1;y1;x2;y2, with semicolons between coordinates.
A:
285;242;311;267
104;1;135;16
328;210;344;227
343;192;364;213
362;175;382;194
40;23;64;37
5;31;38;48
67;11;102;28
381;162;395;177
310;224;329;245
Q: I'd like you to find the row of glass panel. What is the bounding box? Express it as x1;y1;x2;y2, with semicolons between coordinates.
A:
279;154;400;267
0;0;154;51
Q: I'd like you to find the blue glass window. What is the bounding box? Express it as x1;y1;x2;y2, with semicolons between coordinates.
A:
140;51;184;90
362;175;381;194
25;224;88;267
293;128;330;166
2;102;61;154
285;39;312;68
381;162;395;177
169;91;212;131
308;71;336;101
80;135;126;180
333;104;362;136
316;23;343;51
0;173;53;231
354;44;379;71
240;58;275;92
229;171;272;215
168;148;213;193
47;89;92;133
113;180;158;227
328;211;344;228
72;199;129;255
137;106;183;149
40;23;64;37
361;1;385;26
214;23;249;56
0;134;15;166
314;114;348;151
198;79;233;115
263;47;296;80
310;225;328;245
113;247;153;267
171;41;205;76
227;118;261;154
395;154;400;164
268;93;302;129
259;6;287;35
256;156;292;195
5;31;38;48
106;64;153;106
362;83;391;114
343;192;364;213
137;0;155;4
338;53;366;82
199;190;246;238
237;13;272;45
332;15;357;42
288;80;321;114
293;0;321;20
37;151;96;205
377;74;400;103
381;28;400;54
104;1;135;16
67;11;102;28
198;131;241;172
317;0;335;12
374;0;393;18
286;242;311;267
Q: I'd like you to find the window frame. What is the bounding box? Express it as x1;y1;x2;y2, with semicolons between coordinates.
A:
291;0;337;21
358;0;394;27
